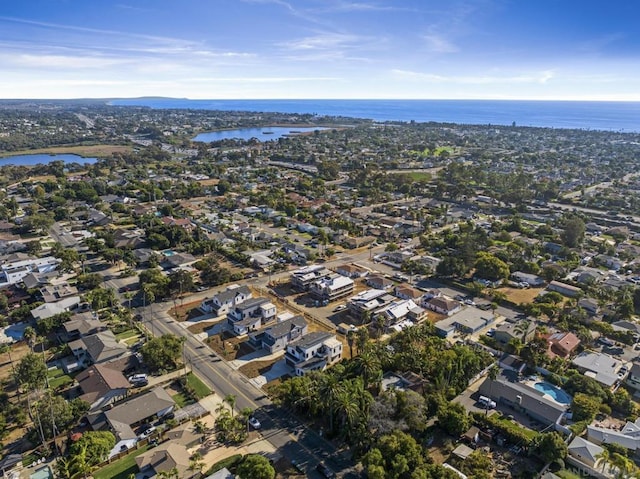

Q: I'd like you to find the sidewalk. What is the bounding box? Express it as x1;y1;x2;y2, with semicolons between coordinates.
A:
147;369;185;388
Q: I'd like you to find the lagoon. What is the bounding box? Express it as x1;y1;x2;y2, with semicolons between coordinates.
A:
192;126;330;142
0;153;98;166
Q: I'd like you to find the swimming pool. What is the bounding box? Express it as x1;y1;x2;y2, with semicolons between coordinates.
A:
534;382;572;405
30;466;53;479
163;250;176;257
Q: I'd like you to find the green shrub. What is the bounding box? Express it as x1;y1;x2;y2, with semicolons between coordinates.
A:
206;454;243;475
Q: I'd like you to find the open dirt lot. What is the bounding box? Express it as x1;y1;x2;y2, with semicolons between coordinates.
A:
496;286;545;304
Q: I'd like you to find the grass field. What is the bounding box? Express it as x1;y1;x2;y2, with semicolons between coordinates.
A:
172;391;192;408
0;144;131;158
115;329;139;341
186;372;211;399
399;171;432;181
47;367;73;389
92;445;150;479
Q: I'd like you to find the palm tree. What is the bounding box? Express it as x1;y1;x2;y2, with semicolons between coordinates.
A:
224;394;237;417
189;452;204;474
486;365;499;415
333;387;360;439
23;326;36;352
317;373;345;433
157;468;180;479
610;452;635;479
595;448;610;473
346;330;355;358
353;349;382;391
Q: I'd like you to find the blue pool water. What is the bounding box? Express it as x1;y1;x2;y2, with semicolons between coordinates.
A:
534;382;572;405
30;466;53;479
163;250;176;257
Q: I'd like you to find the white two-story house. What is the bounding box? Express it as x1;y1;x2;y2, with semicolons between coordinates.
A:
285;332;342;376
227;297;276;335
200;285;252;316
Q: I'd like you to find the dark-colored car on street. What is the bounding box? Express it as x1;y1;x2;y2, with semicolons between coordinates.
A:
316;462;336;479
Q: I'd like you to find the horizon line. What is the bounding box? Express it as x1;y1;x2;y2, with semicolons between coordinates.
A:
1;97;640;103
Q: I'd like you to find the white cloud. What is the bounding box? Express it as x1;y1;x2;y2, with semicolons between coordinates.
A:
422;34;459;53
281;32;363;51
391;69;555;85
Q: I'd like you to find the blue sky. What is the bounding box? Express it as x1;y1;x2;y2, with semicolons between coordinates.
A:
1;0;638;100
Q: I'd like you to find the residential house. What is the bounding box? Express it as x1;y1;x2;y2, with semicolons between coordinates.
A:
587;418;640;454
421;289;443;302
376;299;426;329
479;373;568;429
626;363;640;392
87;209;110;226
227;297;276;335
510;272;545;287
365;274;394;290
136;443;195;478
112;228;146;250
205;468;235;479
578;297;600;316
290;265;331;291
595;255;624;271
611;320;640;341
76;363;130;410
252;315;308;354
347;289;395;322
22;271;56;290
160;216;193;230
285;332;343;376
39;282;78;303
335;263;369;278
571;351;625;388
424;296;462;316
567;436;604;470
309;274;355;302
0;254;60;286
132;248;157;265
547;280;582;298
492;320;536;347
102;387;175;453
574;267;604;286
394;284;424;301
545;332;581;359
31;296;81;321
434;308;494;337
164;422;205;448
69;330;130;367
200;285;252;316
163;252;196;269
61;316;106;342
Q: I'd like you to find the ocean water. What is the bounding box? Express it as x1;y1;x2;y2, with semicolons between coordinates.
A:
111;98;640;132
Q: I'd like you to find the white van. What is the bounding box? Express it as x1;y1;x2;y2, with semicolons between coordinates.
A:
478;395;496;409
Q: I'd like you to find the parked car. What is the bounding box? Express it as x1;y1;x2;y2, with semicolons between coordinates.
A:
127;374;149;384
316;462;337;479
138;426;156;440
248;416;261;429
291;459;305;473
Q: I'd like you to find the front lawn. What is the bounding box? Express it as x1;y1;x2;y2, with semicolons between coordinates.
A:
115;329;139;341
92;445;149;479
185;372;211;399
47;367;73;389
